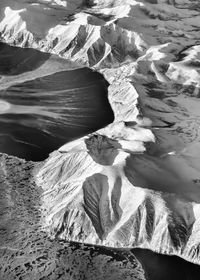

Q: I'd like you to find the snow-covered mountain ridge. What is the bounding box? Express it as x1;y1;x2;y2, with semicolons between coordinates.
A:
1;0;200;265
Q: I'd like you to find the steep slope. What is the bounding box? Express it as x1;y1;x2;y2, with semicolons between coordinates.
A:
1;0;200;266
0;0;148;66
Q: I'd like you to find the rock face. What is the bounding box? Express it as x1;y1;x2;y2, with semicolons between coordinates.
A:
1;0;200;266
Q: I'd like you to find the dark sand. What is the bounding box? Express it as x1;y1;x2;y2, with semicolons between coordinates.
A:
133;248;200;280
0;43;114;161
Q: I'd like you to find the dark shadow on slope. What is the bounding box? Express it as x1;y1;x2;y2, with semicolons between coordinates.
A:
82;173;122;241
85;135;122;165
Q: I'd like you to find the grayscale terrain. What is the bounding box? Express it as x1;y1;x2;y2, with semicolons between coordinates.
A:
0;0;200;279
